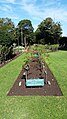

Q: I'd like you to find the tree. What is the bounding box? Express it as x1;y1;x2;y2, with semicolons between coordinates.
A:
59;36;67;49
0;18;16;63
51;22;62;44
35;17;62;44
0;18;16;46
17;19;34;47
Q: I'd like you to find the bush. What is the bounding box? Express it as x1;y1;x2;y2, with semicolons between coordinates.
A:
0;45;13;63
45;44;59;51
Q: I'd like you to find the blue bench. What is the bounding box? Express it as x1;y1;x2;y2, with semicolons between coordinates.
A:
26;78;44;87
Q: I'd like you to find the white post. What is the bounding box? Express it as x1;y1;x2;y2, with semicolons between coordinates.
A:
45;71;47;84
26;71;27;80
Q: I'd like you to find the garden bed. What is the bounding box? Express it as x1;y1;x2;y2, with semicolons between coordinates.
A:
7;57;63;96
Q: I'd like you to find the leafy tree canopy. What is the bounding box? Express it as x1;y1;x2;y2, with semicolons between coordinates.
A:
35;17;62;44
0;18;16;46
17;19;34;46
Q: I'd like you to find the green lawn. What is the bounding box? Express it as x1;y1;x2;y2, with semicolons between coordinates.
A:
0;50;67;119
42;50;67;96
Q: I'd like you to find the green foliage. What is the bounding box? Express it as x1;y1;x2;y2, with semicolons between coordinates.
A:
0;45;13;63
45;44;59;51
0;18;16;63
30;44;59;55
0;18;16;46
17;19;34;46
0;45;8;62
35;17;62;44
18;19;34;31
59;36;67;50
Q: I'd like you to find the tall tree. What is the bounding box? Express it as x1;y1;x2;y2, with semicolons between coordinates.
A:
0;18;16;46
17;19;34;47
35;17;62;44
0;18;16;63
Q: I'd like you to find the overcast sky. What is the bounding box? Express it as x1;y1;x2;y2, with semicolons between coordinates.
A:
0;0;67;36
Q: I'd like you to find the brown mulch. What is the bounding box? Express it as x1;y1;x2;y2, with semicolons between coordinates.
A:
7;57;63;96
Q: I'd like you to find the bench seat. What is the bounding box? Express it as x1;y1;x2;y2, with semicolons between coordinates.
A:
26;78;44;87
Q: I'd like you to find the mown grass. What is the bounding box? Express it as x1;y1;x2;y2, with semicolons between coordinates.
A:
0;53;31;96
42;50;67;96
0;49;67;119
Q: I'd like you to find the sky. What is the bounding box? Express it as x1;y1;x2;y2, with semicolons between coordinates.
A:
0;0;67;36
